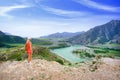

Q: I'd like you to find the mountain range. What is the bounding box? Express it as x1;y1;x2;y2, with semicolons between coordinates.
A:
69;20;120;44
40;32;84;39
0;20;120;47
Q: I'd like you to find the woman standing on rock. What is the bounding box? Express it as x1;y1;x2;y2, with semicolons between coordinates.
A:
25;37;33;64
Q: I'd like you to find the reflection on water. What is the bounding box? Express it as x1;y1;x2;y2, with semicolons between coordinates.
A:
51;45;92;63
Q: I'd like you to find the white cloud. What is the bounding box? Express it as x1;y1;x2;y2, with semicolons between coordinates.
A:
41;5;91;17
1;13;119;38
74;0;120;12
1;11;120;34
0;5;30;18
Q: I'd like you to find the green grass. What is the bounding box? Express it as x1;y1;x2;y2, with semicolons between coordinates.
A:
94;49;109;53
93;47;120;58
100;49;120;58
0;46;69;65
55;59;64;65
8;43;24;47
32;38;53;45
72;44;120;58
0;47;25;61
72;50;95;58
0;43;25;48
49;42;70;49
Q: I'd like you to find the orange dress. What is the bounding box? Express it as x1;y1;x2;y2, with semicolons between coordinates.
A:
25;41;32;54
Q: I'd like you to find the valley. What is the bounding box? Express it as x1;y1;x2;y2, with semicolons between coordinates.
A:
0;20;120;80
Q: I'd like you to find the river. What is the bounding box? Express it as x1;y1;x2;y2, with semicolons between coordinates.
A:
51;45;91;63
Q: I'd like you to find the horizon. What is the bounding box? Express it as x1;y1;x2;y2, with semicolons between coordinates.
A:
0;0;120;38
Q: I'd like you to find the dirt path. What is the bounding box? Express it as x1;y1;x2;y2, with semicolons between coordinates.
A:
0;58;120;80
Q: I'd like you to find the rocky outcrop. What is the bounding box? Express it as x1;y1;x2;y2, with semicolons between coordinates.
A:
0;58;120;80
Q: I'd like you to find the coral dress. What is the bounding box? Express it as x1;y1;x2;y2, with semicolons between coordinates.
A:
25;40;32;54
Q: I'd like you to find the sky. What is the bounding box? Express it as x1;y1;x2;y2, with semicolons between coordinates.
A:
0;0;120;38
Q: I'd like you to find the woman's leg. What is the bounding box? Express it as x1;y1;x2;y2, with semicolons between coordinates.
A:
28;53;32;63
29;53;32;62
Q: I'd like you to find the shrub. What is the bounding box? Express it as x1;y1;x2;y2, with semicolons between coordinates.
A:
94;49;109;53
56;59;64;65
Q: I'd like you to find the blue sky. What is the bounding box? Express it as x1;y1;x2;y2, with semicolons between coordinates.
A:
0;0;120;37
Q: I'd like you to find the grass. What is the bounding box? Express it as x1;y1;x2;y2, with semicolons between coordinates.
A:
72;50;95;58
89;55;102;72
56;59;64;65
94;49;109;53
49;42;70;49
32;38;53;45
72;44;120;59
0;46;69;65
0;47;25;61
91;47;120;58
8;43;24;47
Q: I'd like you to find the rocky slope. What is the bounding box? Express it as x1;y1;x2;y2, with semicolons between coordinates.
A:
0;58;120;80
69;20;120;44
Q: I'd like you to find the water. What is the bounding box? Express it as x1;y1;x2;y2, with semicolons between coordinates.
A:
51;45;91;63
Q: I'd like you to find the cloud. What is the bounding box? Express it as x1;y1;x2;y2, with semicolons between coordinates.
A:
73;0;120;12
1;12;119;38
0;5;30;18
41;5;91;17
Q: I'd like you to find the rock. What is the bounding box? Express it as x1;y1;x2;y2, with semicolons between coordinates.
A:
0;58;120;80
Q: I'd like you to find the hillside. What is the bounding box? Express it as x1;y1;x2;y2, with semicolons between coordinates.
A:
69;20;120;44
0;58;120;80
41;32;84;39
0;30;25;47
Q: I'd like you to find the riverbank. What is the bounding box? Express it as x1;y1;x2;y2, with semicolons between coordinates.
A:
0;58;120;80
51;45;120;63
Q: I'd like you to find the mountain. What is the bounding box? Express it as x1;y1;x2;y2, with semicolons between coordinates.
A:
69;20;120;44
4;32;12;35
0;31;5;35
0;30;25;47
41;32;84;39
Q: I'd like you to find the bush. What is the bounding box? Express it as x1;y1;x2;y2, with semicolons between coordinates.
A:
49;42;70;49
56;59;64;65
94;49;108;53
0;53;8;61
0;46;68;65
0;47;25;61
72;50;95;58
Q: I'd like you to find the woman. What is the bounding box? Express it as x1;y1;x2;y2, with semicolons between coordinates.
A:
25;38;33;64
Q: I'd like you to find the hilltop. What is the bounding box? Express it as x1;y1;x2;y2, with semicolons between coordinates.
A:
0;58;120;80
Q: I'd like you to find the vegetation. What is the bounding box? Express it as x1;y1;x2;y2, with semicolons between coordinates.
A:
72;44;120;59
32;38;53;45
94;48;120;58
0;43;12;48
0;34;25;44
0;43;24;48
72;49;95;58
94;49;108;53
89;55;102;72
0;46;68;65
49;42;70;49
87;45;120;58
0;31;25;48
0;47;25;61
55;59;64;65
